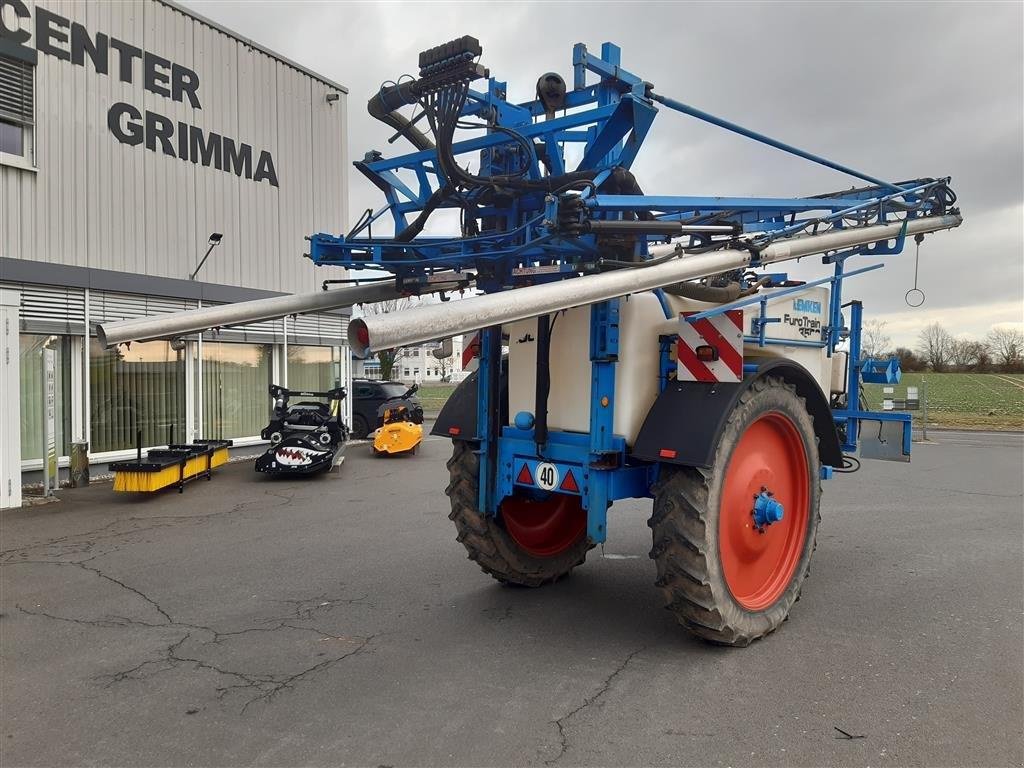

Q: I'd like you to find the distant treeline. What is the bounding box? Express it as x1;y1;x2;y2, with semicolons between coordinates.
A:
862;321;1024;373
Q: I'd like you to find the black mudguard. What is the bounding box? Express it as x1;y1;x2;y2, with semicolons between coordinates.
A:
430;360;508;440
632;359;843;469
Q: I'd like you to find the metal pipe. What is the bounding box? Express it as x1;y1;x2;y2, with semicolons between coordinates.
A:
348;214;961;357
651;92;906;193
97;275;470;347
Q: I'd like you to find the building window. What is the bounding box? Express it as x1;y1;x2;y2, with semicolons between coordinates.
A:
197;341;272;440
0;56;34;166
90;339;186;453
287;345;339;391
20;335;71;461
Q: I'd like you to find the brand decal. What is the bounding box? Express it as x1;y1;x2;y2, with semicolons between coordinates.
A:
0;0;278;186
782;313;823;338
793;298;822;314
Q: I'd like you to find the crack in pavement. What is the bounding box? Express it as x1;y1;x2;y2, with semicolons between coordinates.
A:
17;601;378;714
4;483;376;715
1;488;296;564
270;593;376;622
544;647;647;765
10;560;174;624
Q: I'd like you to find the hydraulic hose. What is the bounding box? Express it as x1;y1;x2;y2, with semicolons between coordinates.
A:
367;84;434;152
662;276;772;303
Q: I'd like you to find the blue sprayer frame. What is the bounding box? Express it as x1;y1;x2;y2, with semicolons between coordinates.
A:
310;41;948;542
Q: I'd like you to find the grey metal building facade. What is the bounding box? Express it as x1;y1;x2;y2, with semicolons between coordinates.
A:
0;0;350;505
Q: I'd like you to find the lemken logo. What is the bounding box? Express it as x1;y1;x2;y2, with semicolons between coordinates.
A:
0;0;278;187
793;298;822;314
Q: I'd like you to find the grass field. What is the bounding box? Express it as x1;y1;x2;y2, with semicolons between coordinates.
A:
417;384;458;415
422;374;1024;431
864;372;1024;430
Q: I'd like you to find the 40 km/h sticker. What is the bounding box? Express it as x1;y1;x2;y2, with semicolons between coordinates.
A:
535;462;559;491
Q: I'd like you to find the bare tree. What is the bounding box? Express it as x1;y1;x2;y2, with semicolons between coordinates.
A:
860;319;892;359
950;338;985;370
355;296;420;380
435;346;454;382
916;322;954;372
986;326;1024;371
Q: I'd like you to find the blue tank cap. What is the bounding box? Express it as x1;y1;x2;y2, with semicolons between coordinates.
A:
514;411;535;430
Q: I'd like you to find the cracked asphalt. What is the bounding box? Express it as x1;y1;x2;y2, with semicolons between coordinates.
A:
2;430;1021;767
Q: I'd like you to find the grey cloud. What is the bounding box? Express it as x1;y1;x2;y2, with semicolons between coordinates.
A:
182;0;1023;335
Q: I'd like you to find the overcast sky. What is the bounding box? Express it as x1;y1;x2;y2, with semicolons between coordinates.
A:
183;0;1023;347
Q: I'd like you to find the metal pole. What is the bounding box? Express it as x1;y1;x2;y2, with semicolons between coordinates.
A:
651;92;906;193
197;300;203;441
189;241;220;281
97;274;470;348
83;288;91;458
282;315;289;388
349;215;962;356
922;377;929;441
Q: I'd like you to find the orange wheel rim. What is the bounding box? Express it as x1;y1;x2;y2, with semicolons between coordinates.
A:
719;412;809;611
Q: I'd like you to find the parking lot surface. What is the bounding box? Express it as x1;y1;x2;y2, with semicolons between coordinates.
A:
2;430;1022;767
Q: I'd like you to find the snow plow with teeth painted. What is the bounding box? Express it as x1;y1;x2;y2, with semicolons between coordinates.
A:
255;385;348;476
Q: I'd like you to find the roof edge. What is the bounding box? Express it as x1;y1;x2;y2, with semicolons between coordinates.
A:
157;0;349;94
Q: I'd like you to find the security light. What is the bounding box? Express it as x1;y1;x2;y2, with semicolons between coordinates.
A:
190;233;224;280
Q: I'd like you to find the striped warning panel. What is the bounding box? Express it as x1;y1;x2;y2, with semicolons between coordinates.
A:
462;332;480;372
677;310;744;382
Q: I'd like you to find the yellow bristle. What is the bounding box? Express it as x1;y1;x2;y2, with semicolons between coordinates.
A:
112;464;182;492
112;445;228;493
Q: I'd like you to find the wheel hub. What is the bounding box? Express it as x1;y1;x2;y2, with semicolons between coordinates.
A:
752;488;784;531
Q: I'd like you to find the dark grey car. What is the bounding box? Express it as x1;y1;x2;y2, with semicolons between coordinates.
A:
350;379;422;438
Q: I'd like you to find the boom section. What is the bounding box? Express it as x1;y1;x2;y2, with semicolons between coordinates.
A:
310;40;959;292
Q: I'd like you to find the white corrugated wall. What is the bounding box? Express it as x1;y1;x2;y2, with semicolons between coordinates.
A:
0;0;348;294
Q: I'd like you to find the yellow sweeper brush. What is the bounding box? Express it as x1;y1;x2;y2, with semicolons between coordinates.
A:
111;435;233;493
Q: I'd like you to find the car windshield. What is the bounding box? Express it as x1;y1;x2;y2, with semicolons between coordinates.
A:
380;383;409;399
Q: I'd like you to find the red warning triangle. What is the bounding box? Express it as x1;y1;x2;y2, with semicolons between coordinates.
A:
559;470;579;493
516;463;533;485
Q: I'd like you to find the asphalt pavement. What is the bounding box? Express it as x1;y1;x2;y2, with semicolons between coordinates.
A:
1;430;1021;767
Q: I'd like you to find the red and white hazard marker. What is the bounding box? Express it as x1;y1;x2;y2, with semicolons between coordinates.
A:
462;332;480;373
677;310;744;383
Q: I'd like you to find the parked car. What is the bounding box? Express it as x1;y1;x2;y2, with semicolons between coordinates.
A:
350;378;423;439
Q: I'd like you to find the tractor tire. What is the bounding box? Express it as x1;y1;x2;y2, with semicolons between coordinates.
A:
446;441;591;587
649;376;821;646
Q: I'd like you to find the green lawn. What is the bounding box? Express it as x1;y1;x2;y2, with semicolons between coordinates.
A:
418;374;1023;430
417;384;458;414
864;373;1024;430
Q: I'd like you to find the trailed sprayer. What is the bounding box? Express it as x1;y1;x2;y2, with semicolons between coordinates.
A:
100;38;962;645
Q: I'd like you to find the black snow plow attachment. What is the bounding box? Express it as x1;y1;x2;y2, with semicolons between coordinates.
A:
255;385;349;476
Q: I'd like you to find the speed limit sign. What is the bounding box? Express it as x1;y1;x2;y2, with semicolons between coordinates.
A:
535;462;559;491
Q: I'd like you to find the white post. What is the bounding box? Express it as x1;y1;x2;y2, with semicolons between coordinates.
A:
282;315;289;387
41;347;57;496
0;289;22;509
197;300;204;440
922;377;929;441
83;288;91;457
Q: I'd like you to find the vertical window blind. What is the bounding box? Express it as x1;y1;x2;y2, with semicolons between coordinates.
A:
90;339;186;452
